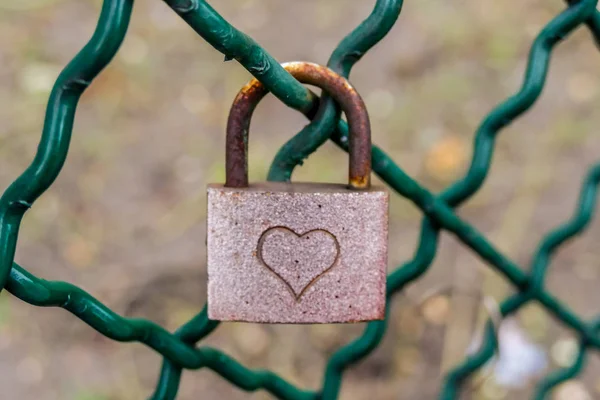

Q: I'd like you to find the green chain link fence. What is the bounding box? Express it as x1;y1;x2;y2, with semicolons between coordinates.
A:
2;0;600;398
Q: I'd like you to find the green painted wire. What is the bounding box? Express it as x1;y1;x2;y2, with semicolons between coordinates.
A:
8;150;597;398
323;1;599;397
442;0;599;207
441;163;600;398
163;0;313;114
6;154;595;400
327;135;600;396
154;0;404;397
0;0;411;398
1;1;600;400
266;4;600;397
9;263;206;364
530;165;600;292
157;3;600;396
267;0;404;181
534;344;586;400
440;1;600;394
12;2;593;395
8;262;317;400
440;296;531;400
59;0;600;396
533;319;600;399
157;0;600;390
152;307;219;400
568;0;600;47
0;0;133;294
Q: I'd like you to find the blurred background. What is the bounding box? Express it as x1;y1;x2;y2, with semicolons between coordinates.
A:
1;0;600;399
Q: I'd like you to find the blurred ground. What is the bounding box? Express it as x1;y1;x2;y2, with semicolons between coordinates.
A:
1;0;600;399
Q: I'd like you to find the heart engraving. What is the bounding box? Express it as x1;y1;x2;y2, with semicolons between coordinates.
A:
257;227;340;300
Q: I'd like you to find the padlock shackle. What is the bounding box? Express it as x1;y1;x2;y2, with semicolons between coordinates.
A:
225;62;371;190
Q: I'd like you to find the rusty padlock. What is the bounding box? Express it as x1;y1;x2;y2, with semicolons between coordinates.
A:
207;62;388;323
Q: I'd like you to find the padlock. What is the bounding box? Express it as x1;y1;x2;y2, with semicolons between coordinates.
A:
207;62;388;323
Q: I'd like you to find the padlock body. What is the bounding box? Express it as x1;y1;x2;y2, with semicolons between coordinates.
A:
207;181;388;323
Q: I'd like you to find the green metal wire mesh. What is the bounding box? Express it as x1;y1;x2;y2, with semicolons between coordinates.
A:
1;0;600;398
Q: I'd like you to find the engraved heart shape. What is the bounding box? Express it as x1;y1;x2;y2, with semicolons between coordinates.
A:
257;227;340;300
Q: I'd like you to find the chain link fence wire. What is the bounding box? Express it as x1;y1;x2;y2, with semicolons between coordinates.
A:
2;0;600;398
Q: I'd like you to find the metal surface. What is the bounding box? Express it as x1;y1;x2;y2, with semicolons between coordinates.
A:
216;61;383;323
1;0;600;399
226;62;371;190
207;182;388;323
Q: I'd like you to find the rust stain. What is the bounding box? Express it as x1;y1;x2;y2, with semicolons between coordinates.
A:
350;175;370;189
224;61;371;190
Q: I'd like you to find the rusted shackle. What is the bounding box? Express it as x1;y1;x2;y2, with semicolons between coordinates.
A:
224;61;372;190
